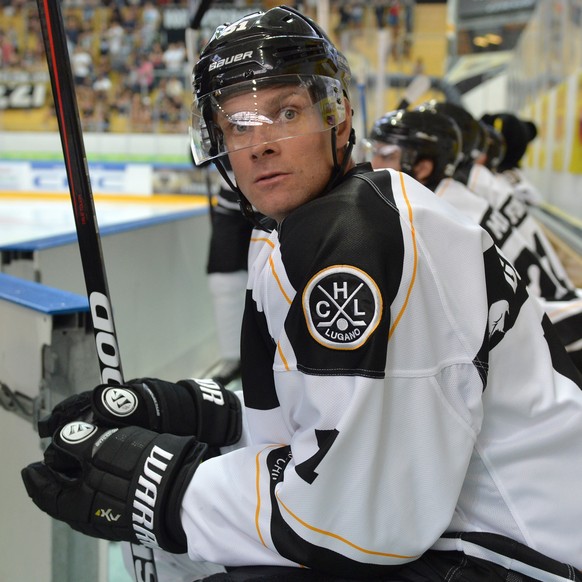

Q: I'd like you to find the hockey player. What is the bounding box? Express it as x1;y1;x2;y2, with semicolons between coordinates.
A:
367;107;582;373
426;102;579;301
424;100;514;209
481;111;543;206
22;7;582;581
480;122;506;173
205;164;253;386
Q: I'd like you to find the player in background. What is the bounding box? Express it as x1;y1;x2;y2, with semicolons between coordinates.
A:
204;157;276;387
426;101;579;302
205;161;253;387
425;100;517;209
478;121;506;174
367;106;582;373
22;7;582;581
481;111;543;206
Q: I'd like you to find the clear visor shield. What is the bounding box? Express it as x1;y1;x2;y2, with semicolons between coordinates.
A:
361;138;402;169
190;75;346;165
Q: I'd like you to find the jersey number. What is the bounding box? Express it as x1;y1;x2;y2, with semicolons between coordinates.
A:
295;429;339;484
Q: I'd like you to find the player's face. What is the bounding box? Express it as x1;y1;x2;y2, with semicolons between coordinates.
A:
219;84;350;222
370;143;402;171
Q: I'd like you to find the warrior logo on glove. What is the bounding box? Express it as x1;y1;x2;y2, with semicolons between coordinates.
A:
60;421;99;443
101;386;139;417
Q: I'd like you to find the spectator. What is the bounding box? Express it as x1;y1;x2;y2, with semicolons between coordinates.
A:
70;43;93;86
141;0;161;50
103;17;126;71
162;40;187;73
92;64;114;97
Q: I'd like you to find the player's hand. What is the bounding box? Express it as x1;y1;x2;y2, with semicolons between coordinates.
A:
22;421;206;553
38;377;242;446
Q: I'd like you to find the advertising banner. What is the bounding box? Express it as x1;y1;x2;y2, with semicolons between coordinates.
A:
0;161;153;195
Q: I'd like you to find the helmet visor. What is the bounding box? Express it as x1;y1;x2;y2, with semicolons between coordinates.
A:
361;138;402;169
191;75;346;165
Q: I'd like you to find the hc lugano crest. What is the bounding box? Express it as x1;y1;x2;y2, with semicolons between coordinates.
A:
303;265;381;349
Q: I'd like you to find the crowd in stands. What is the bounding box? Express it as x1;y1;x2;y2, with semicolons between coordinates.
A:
1;0;191;133
335;0;416;60
0;0;418;134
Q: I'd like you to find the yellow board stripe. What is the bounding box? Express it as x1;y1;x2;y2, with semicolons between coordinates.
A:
0;191;209;206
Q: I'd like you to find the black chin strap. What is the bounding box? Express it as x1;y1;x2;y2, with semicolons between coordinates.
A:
325;126;356;194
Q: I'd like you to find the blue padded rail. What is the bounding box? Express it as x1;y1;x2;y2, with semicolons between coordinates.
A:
0;272;88;315
0;207;208;252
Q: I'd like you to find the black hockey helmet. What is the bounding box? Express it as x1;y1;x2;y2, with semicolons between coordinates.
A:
480;112;537;171
420;100;485;165
190;6;354;228
191;5;352;165
365;109;462;191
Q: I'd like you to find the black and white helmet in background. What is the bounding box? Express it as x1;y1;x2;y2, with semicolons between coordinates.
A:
190;5;354;225
420;100;485;165
365;109;463;191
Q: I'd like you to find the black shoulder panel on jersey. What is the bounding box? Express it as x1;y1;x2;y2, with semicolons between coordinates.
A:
240;290;279;410
279;169;404;377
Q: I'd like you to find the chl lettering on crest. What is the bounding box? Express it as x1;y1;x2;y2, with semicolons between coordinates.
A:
303;265;381;350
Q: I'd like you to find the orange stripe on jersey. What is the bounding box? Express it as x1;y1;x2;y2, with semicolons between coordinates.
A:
468;164;481;192
277;341;290;371
255;449;267;546
435;177;452;199
251;235;275;248
269;255;293;305
275;489;417;560
389;173;418;338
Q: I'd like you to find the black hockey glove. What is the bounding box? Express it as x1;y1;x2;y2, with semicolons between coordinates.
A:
38;377;242;447
22;421;206;553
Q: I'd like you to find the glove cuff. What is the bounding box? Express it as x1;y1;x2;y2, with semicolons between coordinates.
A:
178;379;242;446
129;432;207;554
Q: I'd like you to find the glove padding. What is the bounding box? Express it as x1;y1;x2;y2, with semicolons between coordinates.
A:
22;421;206;553
38;377;242;447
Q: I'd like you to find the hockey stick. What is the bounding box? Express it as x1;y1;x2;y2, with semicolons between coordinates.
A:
395;74;431;110
35;0;158;580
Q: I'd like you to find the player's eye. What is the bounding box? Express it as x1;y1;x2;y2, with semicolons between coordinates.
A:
280;108;298;122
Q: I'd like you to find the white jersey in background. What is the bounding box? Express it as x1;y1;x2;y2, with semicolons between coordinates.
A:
436;176;582;373
499;167;544;206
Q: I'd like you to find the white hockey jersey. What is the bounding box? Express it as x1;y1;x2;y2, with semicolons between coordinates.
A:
180;166;582;578
451;168;582;372
499;167;544;206
466;164;577;301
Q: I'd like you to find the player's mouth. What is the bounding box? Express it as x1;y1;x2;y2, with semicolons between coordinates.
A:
255;172;289;185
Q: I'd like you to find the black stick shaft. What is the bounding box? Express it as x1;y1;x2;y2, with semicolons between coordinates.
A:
36;0;123;385
35;1;158;579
